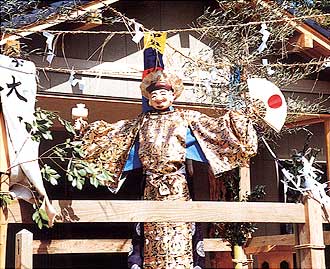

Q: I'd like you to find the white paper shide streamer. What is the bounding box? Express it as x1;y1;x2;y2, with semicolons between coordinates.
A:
281;155;330;205
0;54;56;226
69;69;85;91
130;19;144;44
191;67;230;93
43;31;56;64
262;137;330;206
322;57;330;69
258;23;270;53
262;58;275;75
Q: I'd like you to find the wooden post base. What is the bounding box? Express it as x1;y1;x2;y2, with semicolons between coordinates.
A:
294;197;326;269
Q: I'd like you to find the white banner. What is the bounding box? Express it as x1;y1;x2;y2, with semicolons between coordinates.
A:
0;54;56;226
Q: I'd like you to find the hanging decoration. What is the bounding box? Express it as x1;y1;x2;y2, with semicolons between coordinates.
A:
227;65;245;110
0;54;56;226
257;23;270;53
142;31;167;112
130;20;144;44
196;67;219;93
262;135;330;206
69;69;85;91
42;31;56;64
323;57;330;69
262;58;275;76
281;155;329;203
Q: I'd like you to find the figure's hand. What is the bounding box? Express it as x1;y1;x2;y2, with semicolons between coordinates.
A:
247;99;265;121
72;104;89;134
246;100;266;134
74;117;88;131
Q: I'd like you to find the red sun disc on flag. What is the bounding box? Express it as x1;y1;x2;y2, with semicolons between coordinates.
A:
267;94;282;109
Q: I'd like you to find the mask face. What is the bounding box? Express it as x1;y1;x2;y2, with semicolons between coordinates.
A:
149;89;175;110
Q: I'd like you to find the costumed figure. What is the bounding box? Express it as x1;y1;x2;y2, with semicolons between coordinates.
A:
75;70;258;269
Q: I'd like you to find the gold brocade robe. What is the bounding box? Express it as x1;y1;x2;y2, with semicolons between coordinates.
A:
80;109;258;269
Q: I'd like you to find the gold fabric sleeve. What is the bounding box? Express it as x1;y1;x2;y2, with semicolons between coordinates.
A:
186;109;258;176
79;115;142;189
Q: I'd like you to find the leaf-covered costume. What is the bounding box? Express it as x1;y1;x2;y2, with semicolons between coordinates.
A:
80;108;258;269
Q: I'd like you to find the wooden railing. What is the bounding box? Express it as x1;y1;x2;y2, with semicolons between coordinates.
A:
9;197;328;269
8;200;306;223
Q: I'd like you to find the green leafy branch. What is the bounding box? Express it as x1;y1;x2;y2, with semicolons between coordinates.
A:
21;107;76;142
22;108;82;189
39;138;114;190
23;108;109;190
19;108;114;228
213;169;266;247
67;159;114;190
32;203;49;229
0;193;14;208
13;183;50;229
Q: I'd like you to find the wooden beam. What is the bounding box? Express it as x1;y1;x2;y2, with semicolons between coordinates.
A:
205;239;232;252
238;165;251;269
258;0;330;53
0;0;119;46
296;32;314;49
28;232;330;254
284;79;330;94
325;119;330;186
286;114;330;129
8;200;306;223
295;197;326;269
33;55;330;93
286;118;324;128
291;22;330;53
247;231;330;252
324;231;330;245
74;22;103;31
15;237;230;268
247;234;295;248
31;238;231;254
0;111;10;269
33;238;132;254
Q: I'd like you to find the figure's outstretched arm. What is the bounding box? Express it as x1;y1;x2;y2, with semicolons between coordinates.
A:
186;109;258;176
80;116;142;191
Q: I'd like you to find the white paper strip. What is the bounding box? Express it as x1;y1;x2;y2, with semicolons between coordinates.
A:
257;23;270;53
43;32;56;64
131;20;144;44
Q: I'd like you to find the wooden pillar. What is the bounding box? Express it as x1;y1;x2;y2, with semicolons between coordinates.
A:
0;110;10;269
294;197;325;269
294;223;302;269
239;166;251;201
15;229;33;269
324;119;330;184
233;165;252;269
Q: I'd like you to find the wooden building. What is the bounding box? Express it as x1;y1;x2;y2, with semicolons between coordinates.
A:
1;0;330;268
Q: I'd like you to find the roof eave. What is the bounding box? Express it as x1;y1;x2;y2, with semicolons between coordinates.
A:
0;0;120;46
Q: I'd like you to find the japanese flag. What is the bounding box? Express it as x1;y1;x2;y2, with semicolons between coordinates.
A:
247;78;287;132
0;54;56;226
